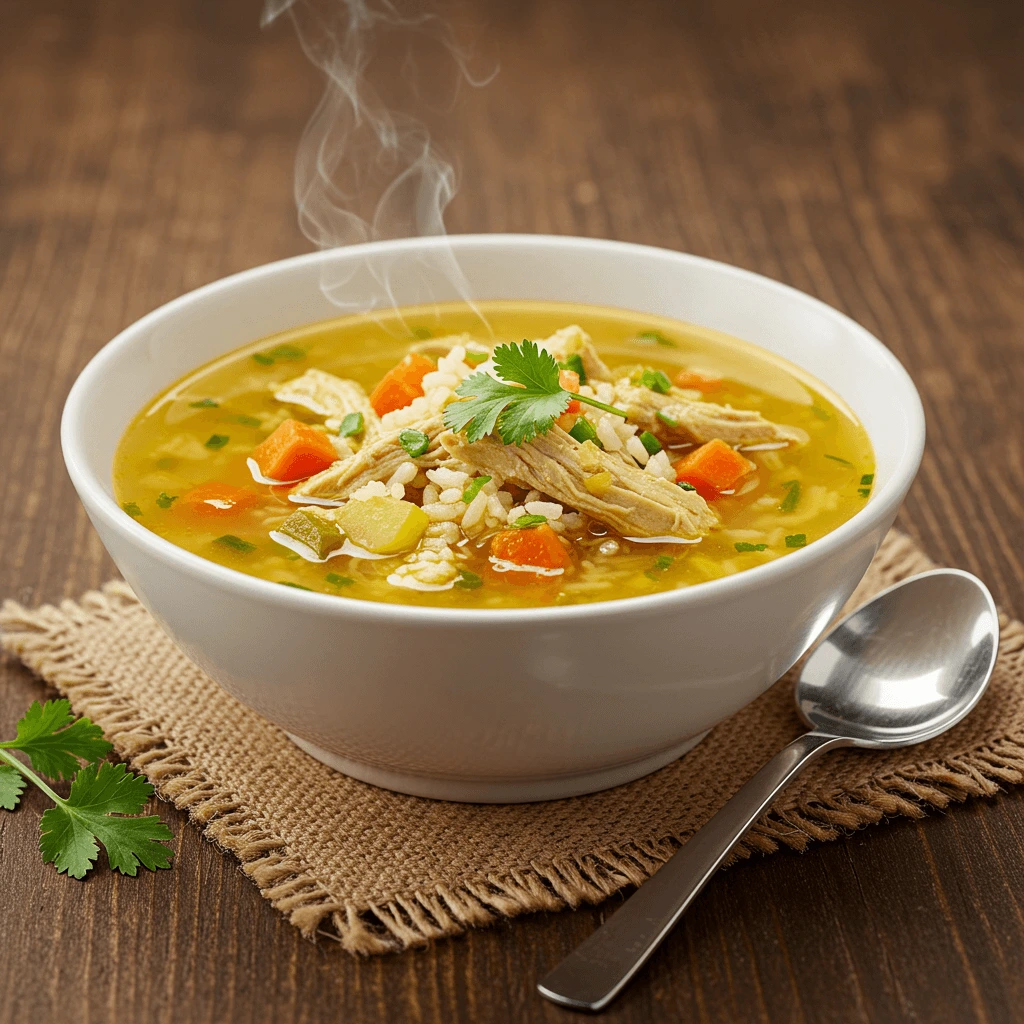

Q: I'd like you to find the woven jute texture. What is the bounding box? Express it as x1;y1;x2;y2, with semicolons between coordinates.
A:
3;530;1024;955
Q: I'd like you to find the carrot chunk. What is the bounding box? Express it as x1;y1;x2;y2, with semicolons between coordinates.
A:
559;368;582;414
674;439;755;500
491;522;572;573
178;482;259;519
369;353;435;417
251;419;338;481
674;370;723;393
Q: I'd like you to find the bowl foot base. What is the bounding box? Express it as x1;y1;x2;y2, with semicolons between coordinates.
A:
284;732;711;803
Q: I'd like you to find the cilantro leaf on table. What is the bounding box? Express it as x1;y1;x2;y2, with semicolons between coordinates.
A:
39;763;173;878
0;766;26;810
0;700;173;879
444;340;628;446
0;699;111;779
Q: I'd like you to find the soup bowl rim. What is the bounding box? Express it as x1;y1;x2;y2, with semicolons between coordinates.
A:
61;233;925;625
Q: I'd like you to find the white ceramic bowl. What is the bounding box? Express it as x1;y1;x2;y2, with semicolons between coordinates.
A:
61;235;924;802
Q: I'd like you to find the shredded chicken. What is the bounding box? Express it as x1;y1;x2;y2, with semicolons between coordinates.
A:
537;325;613;382
274;369;380;441
612;383;806;448
440;428;717;539
291;415;448;502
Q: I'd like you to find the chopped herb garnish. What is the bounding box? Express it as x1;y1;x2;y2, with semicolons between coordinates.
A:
811;405;831;421
735;542;768;552
824;454;853;467
122;502;142;517
637;330;676;348
559;353;587;385
779;480;801;513
656;410;679;428
785;534;807;549
253;344;304;366
569;416;601;446
214;534;256;553
279;581;313;591
639;431;662;455
462;476;492;504
678;481;697;492
399;428;431;458
156;492;178;510
454;570;484;590
640;368;672;394
858;488;871;498
325;573;355;587
338;412;364;438
465;350;489;365
861;473;874;486
226;414;262;428
412;327;433;340
644;554;674;581
443;341;627;446
204;434;230;450
513;514;548;529
189;398;219;408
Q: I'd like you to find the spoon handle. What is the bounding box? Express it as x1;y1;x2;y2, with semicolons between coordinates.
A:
538;731;847;1012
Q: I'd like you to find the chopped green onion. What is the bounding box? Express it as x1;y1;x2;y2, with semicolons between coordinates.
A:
338;412;364;438
156;492;178;510
279;581;313;591
824;454;853;467
785;534;807;549
640;368;672;394
569;417;600;446
678;481;697;492
735;542;767;552
656;410;679;428
811;405;831;421
644;554;674;581
779;480;801;513
412;327;432;340
454;570;484;590
215;535;256;553
860;473;874;486
462;476;492;504
858;488;871;498
325;573;355;587
639;431;662;455
399;429;431;458
465;350;489;365
189;398;218;408
559;353;587;385
637;330;676;348
122;502;142;517
204;434;229;450
513;514;547;529
253;344;304;366
227;414;262;428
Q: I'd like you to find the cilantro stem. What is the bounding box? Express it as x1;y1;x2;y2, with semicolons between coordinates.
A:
574;393;628;419
0;747;63;804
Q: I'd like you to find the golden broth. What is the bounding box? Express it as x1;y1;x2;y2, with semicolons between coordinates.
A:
113;301;874;608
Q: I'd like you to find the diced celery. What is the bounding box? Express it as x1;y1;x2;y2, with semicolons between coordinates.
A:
333;496;429;555
279;508;344;559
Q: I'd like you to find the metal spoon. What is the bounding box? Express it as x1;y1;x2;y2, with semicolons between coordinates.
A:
538;568;999;1012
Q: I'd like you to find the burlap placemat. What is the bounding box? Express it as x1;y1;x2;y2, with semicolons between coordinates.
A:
2;530;1023;955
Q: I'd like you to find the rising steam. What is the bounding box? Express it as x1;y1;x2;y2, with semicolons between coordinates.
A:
262;0;493;315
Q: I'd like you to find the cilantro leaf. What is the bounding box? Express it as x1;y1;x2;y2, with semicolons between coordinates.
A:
39;762;173;878
0;765;26;810
0;699;112;780
444;341;628;446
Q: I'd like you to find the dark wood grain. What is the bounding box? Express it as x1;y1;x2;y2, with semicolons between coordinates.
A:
2;0;1023;1021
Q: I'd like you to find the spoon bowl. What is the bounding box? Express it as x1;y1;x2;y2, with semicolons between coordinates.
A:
797;568;999;748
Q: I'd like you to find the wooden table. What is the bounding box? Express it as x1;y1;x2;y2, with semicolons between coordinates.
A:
2;1;1023;1020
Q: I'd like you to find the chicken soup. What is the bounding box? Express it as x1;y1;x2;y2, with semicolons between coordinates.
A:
113;301;874;608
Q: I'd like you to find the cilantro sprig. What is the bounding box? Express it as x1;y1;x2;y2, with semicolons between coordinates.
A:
0;699;173;879
443;341;628;445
